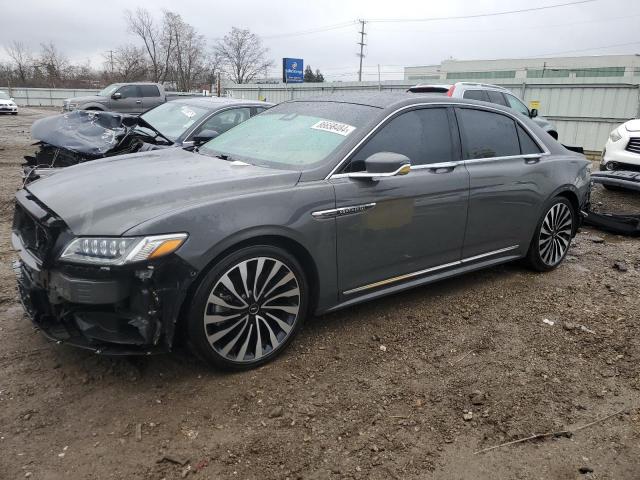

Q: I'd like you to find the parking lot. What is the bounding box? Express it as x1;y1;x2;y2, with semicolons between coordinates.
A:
1;109;640;479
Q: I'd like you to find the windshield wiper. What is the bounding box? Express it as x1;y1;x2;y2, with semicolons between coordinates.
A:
134;117;174;145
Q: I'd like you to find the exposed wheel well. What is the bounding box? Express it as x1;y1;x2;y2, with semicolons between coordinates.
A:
84;107;103;111
174;235;320;346
556;190;580;234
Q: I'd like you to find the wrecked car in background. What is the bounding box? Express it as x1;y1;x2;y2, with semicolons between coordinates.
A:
600;119;640;173
23;97;272;182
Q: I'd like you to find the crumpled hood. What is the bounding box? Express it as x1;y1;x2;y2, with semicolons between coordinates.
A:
66;95;108;105
26;148;301;236
624;119;640;132
31;110;138;156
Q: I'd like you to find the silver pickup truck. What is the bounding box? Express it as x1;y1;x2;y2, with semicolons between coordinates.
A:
62;82;174;115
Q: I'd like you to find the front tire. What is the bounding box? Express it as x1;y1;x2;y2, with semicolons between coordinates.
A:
525;197;575;272
186;245;308;370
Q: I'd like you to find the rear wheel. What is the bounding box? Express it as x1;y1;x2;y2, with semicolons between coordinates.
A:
525;197;575;272
186;245;308;370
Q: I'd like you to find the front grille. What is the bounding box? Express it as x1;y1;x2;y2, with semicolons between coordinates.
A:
13;203;55;262
626;137;640;155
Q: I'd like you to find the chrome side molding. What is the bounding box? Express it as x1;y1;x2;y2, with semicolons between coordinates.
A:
312;203;377;219
343;245;519;295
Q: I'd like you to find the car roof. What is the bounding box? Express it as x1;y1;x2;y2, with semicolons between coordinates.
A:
287;91;519;113
407;84;452;93
168;96;273;109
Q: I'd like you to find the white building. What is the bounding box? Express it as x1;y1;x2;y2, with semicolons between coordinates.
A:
404;54;640;83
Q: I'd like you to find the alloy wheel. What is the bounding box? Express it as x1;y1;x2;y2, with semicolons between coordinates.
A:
203;257;301;363
538;203;573;266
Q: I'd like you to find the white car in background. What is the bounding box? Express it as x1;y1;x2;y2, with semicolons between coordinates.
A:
601;119;640;171
0;91;18;115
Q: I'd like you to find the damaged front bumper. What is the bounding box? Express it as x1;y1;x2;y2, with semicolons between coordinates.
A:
11;194;196;355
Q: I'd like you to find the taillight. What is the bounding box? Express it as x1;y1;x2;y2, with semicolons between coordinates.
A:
447;85;455;97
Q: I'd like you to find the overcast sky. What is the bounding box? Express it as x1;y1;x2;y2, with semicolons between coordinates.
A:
1;0;639;80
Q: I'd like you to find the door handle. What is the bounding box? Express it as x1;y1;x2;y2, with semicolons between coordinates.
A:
524;157;540;165
426;161;460;173
136;100;142;104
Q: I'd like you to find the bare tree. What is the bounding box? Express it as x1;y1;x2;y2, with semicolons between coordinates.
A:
166;12;206;91
37;42;69;87
125;8;174;83
103;45;148;82
5;41;32;84
214;28;273;84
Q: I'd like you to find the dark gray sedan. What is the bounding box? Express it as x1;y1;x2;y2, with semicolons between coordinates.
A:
12;93;591;369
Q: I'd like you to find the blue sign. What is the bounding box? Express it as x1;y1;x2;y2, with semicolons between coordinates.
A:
283;58;304;83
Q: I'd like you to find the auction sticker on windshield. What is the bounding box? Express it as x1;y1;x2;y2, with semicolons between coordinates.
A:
181;106;196;118
311;120;356;136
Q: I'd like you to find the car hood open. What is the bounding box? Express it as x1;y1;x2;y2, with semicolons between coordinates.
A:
26;148;301;236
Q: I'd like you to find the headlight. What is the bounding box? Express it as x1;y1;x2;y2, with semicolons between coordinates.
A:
66;103;77;110
609;128;622;143
60;233;188;265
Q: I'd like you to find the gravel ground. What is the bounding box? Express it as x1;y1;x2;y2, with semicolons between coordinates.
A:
1;109;640;480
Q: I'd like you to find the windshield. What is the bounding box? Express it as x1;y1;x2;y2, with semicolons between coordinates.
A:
0;92;11;100
98;84;120;97
199;101;377;169
140;102;210;142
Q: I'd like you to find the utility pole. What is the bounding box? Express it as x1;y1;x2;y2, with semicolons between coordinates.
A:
357;19;366;82
107;50;114;74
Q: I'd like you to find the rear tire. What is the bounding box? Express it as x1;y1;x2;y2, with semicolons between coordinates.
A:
525;196;575;272
186;245;308;370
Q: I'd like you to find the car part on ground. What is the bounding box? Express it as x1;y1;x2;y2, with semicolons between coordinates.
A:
591;170;640;192
600;119;640;172
22;98;272;183
583;210;640;236
407;81;558;139
11;93;590;369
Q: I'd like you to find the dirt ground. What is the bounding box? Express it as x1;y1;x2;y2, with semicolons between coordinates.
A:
1;108;639;480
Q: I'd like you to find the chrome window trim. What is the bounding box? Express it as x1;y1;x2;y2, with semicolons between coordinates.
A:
325;102;550;180
342;244;519;295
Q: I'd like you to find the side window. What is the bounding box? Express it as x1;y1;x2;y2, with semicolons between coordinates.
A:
517;124;543;154
117;85;140;99
346;108;454;172
504;94;530;116
192;107;251;137
463;90;488;102
253;107;268;116
139;85;161;97
486;90;508;106
457;108;520;159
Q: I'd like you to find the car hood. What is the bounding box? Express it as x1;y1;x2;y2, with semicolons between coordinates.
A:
67;95;108;105
26;148;301;236
0;99;15;105
624;119;640;132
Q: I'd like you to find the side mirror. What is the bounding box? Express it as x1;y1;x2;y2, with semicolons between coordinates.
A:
112;92;122;100
530;108;538;118
193;129;220;146
348;152;411;180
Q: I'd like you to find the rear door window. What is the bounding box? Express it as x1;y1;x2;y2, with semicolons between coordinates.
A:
457;108;520;159
139;85;161;97
517;124;543;154
462;90;489;102
192;107;251;137
346;107;454;172
486;90;508;106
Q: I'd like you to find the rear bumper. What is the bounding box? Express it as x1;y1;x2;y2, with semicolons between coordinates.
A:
12;232;195;355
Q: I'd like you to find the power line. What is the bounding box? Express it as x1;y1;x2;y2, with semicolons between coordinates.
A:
367;0;598;23
261;21;356;40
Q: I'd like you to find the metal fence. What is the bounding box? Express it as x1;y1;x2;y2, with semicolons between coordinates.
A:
4;79;640;153
225;77;640;153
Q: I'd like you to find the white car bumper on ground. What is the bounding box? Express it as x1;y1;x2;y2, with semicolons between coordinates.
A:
601;119;640;170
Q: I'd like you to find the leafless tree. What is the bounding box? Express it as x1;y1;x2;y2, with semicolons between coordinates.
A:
125;8;174;83
214;28;273;84
103;45;148;82
166;12;207;91
37;42;69;87
5;41;32;84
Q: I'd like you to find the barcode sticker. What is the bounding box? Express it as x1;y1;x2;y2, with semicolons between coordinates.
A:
311;120;356;136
